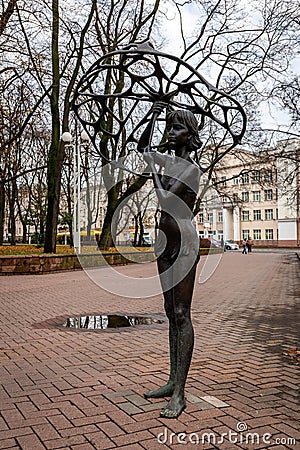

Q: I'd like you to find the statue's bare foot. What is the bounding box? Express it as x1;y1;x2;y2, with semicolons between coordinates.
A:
160;396;186;419
144;382;174;399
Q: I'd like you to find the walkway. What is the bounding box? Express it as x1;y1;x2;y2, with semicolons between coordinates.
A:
0;252;299;449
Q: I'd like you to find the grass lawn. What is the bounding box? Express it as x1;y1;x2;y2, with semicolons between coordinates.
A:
0;244;154;256
0;244;218;257
0;245;74;256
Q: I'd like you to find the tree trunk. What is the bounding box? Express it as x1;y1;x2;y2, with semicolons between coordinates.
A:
85;174;92;241
0;178;5;245
0;0;18;36
8;206;16;246
97;162;119;249
137;211;144;246
98;208;114;249
21;220;27;243
97;188;118;249
44;0;61;253
7;178;17;245
44;156;62;252
133;215;138;246
39;217;45;244
66;200;74;248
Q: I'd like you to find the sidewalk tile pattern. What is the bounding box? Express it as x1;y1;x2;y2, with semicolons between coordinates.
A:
0;252;299;449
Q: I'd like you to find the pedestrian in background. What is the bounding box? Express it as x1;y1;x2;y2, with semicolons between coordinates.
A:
242;239;247;254
246;237;253;253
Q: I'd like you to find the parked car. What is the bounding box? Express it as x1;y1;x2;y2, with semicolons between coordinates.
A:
200;237;222;249
141;236;154;247
225;239;239;250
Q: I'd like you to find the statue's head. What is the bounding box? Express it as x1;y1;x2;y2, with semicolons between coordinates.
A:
166;109;203;152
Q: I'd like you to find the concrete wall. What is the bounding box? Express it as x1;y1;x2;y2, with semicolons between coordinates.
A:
0;252;156;275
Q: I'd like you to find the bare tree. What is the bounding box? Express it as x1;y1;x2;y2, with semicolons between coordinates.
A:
0;0;18;36
1;0;299;250
82;0;161;249
44;0;97;252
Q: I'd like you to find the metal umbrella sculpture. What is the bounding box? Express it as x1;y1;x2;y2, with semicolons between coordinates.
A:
72;44;247;419
72;41;247;174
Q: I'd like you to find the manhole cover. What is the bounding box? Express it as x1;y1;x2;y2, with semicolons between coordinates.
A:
62;314;164;330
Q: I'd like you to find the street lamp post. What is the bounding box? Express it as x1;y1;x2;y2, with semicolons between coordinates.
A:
61;130;89;255
77;131;89;254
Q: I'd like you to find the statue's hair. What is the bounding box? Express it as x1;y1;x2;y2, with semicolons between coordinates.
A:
166;109;203;152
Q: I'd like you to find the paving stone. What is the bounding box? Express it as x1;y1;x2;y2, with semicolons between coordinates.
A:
97;421;126;438
139;401;168;412
185;392;207;403
44;435;89;449
16;433;46;450
71;444;96;450
200;395;230;408
118;402;144;415
125;393;149;406
112;429;153;447
0;253;299;449
32;423;60;441
0;438;17;449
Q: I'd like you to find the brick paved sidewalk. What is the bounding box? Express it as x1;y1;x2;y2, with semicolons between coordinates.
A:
0;252;299;449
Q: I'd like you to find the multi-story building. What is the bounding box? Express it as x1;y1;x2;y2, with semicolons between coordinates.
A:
197;140;299;247
276;139;300;247
4;141;298;248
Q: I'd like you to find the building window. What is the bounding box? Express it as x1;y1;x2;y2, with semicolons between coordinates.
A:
242;191;249;202
221;176;227;187
253;191;261;202
233;176;239;185
253;210;261;220
198;213;204;223
208;212;213;223
218;211;223;222
241;173;249;184
264;170;272;182
252;170;260;182
233;193;239;203
265;209;273;220
242;210;250;221
265;229;274;240
265;189;273;201
242;230;250;240
253;229;261;240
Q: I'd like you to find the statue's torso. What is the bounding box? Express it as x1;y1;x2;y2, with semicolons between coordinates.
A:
155;156;200;261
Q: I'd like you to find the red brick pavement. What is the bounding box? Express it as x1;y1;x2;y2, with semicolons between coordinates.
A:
0;252;299;449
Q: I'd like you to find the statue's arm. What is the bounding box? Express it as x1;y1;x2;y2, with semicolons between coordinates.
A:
137;118;153;154
137;116;168;167
151;163;200;207
167;164;200;197
137;101;168;155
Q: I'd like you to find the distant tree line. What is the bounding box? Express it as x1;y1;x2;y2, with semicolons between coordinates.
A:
0;0;298;250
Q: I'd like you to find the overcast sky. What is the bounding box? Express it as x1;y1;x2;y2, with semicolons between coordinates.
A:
158;1;299;133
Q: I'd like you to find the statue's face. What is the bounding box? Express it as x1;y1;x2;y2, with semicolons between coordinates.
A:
167;120;189;151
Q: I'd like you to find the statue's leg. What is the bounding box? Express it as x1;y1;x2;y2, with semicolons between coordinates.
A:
160;259;197;418
144;258;177;399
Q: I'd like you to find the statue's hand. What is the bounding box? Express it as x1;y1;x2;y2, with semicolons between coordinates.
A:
151;101;169;116
143;151;155;166
143;151;155;171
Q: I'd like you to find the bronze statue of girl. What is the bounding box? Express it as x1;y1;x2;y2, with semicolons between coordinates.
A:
138;103;202;418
